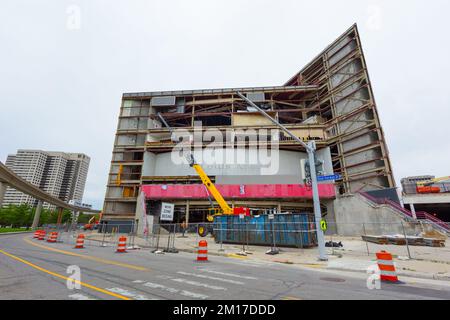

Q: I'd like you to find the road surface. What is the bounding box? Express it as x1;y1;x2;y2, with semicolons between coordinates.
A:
1;233;449;300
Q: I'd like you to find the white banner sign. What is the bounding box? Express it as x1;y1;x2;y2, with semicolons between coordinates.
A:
160;202;175;221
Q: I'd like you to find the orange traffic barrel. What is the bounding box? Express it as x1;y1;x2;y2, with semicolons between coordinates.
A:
38;230;46;240
33;230;42;239
74;234;85;249
47;232;58;243
376;250;399;282
197;240;208;262
116;236;127;253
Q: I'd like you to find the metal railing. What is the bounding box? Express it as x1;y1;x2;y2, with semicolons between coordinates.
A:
358;192;450;233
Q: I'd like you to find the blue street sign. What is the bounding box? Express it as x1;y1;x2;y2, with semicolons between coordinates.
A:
317;174;342;182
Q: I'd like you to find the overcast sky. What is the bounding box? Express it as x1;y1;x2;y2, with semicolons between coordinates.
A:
1;0;449;209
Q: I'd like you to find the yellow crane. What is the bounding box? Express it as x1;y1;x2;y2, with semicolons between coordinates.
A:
187;154;250;222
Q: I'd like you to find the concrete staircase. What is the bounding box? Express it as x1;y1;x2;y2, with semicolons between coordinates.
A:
358;192;450;235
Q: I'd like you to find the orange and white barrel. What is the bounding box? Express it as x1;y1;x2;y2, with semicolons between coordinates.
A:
116;236;127;253
376;250;398;282
38;230;46;240
47;232;58;243
33;230;42;239
74;234;85;249
197;240;208;262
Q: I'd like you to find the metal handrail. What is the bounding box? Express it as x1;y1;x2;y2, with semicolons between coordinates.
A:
358;192;449;232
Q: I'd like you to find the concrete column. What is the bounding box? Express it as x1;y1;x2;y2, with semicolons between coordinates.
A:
277;202;281;213
410;203;417;220
56;207;64;225
185;200;190;224
0;181;6;208
31;200;43;229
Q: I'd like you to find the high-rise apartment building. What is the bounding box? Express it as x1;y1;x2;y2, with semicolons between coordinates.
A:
3;150;90;210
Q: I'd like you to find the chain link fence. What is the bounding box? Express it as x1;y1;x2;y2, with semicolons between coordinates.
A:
34;219;449;263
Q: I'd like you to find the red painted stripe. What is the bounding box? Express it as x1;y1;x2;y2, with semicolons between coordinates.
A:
141;183;336;200
378;264;396;272
376;252;393;260
380;275;398;282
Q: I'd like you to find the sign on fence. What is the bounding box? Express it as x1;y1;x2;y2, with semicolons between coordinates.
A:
160;202;175;221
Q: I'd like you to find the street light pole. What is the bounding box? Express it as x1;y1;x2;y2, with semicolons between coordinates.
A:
236;91;327;261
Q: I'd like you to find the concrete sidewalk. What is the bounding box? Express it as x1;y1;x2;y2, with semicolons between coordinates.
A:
84;231;450;282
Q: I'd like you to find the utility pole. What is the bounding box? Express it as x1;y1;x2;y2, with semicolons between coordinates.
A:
236;91;327;261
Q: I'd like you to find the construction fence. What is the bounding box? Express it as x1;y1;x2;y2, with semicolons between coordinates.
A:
38;220;449;262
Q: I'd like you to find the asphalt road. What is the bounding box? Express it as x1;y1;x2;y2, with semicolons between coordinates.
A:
1;233;449;300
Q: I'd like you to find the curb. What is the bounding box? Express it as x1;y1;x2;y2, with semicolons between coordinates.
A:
84;235;450;281
326;266;450;282
0;231;34;235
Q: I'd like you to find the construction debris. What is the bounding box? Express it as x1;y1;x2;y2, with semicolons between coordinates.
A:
362;234;445;247
325;241;343;248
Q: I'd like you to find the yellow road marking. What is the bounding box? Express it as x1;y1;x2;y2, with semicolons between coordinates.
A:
281;296;303;300
303;264;325;269
0;249;131;300
226;253;248;260
24;237;148;272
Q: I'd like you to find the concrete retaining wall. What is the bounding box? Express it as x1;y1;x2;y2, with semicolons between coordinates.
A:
332;194;423;236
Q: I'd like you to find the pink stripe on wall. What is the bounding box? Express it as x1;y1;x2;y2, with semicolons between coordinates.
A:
141;184;336;200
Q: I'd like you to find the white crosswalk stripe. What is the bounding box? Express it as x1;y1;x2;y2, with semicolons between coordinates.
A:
106;287;155;300
170;278;227;290
141;281;209;299
177;271;244;285
197;268;258;280
68;293;96;300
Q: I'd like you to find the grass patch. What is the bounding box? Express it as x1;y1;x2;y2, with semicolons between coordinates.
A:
0;227;32;234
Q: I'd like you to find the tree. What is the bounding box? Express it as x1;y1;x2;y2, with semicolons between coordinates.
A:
0;204;33;228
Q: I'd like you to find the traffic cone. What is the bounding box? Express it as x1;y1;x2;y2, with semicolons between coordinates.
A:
74;234;85;249
376;250;399;282
116;236;127;253
197;240;208;262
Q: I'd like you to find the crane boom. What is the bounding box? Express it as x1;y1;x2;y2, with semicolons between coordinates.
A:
191;162;234;214
187;154;249;216
417;176;450;186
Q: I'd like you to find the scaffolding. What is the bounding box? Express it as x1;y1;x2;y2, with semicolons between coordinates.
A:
103;24;395;221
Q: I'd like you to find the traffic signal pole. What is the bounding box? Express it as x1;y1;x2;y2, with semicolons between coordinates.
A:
236;92;328;261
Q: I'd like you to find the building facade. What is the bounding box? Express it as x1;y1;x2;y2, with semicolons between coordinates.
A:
103;24;395;225
3;150;90;210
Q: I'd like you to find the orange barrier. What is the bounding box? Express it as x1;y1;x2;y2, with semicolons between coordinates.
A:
376;250;399;282
38;230;46;241
197;240;208;262
33;230;42;239
74;234;85;249
116;236;127;253
47;232;58;243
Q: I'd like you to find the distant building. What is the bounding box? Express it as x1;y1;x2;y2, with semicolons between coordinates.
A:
3;150;90;210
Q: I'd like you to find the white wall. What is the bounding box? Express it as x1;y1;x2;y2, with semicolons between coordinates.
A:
142;147;333;185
